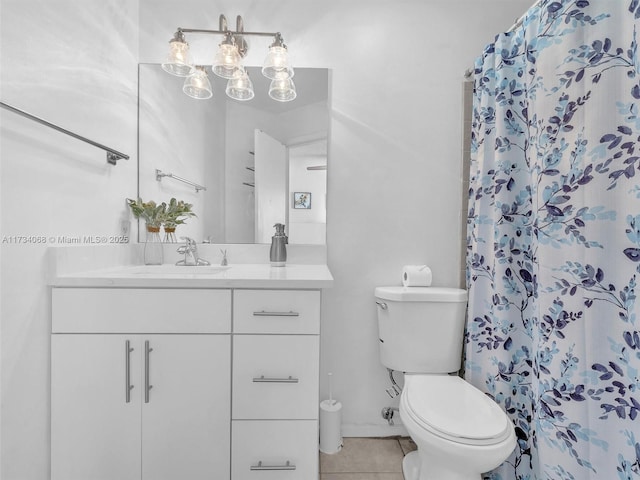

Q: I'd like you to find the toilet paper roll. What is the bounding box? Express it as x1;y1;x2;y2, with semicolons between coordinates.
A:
402;265;433;287
319;400;343;454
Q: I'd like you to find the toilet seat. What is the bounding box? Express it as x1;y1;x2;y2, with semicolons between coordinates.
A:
403;375;512;446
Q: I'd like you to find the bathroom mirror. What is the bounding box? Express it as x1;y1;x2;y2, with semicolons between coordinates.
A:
138;63;329;244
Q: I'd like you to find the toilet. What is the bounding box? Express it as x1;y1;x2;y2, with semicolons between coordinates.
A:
375;286;516;480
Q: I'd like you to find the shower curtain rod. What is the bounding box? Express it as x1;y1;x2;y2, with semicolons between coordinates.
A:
507;0;545;32
0;101;129;165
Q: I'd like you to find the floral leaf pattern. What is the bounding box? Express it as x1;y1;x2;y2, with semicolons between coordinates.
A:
467;1;640;479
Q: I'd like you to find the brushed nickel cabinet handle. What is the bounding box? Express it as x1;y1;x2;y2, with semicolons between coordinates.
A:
252;310;300;317
252;375;299;383
144;340;153;403
125;340;134;403
250;460;296;471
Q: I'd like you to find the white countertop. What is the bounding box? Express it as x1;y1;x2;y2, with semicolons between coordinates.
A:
51;263;334;289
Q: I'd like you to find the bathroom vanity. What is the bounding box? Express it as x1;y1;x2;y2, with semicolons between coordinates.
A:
50;263;333;480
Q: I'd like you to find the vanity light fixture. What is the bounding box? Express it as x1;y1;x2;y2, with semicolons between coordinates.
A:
162;15;295;102
212;33;243;79
182;66;213;99
161;30;196;77
226;67;255;101
262;33;294;80
269;74;297;102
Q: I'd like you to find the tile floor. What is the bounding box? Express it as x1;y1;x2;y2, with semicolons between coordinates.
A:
320;437;416;480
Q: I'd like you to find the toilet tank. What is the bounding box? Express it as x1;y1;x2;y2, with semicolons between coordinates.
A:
375;286;468;374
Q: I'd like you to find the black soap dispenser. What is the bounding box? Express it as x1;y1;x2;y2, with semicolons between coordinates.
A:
270;223;288;267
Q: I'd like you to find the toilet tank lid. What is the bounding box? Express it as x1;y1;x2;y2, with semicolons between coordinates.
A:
375;286;467;302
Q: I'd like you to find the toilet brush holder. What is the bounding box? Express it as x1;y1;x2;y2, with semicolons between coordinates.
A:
319;372;343;454
319;399;343;454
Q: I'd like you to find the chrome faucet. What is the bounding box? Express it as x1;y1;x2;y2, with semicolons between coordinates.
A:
176;237;210;266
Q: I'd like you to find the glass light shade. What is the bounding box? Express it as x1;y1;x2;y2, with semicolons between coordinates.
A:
161;40;196;77
269;76;297;102
262;45;294;80
182;67;213;99
225;69;255;101
212;43;242;79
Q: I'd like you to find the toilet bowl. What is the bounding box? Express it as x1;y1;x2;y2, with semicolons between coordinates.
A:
399;374;516;480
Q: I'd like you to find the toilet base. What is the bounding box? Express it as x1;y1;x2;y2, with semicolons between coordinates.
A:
402;448;483;480
402;451;421;480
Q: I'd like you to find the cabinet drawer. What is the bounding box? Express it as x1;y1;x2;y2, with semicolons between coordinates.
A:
52;288;231;333
232;420;318;480
233;290;320;334
233;335;319;419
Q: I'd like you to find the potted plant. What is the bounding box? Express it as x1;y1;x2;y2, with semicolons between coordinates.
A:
126;198;165;230
161;198;196;242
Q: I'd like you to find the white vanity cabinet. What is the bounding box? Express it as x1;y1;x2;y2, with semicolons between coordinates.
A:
231;289;321;480
50;264;332;480
51;288;232;480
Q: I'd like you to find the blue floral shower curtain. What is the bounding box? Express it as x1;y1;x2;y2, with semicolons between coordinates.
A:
466;1;640;479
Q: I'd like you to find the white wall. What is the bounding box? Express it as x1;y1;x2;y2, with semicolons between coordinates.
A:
139;0;532;436
0;1;533;478
0;0;139;478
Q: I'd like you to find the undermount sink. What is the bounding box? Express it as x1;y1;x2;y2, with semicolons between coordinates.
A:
127;265;231;275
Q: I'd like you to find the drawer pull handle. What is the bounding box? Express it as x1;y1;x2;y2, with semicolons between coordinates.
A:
125;340;134;403
145;340;153;404
253;310;300;317
252;375;299;384
250;460;296;471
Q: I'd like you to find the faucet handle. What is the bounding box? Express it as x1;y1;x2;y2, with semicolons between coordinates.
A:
180;236;196;247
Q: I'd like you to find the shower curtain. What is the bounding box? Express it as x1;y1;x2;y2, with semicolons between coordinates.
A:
466;1;640;479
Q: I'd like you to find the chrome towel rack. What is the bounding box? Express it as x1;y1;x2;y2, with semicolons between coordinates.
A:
0;101;129;165
155;169;206;192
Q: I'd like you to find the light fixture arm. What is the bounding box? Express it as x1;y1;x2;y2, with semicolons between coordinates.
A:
219;14;228;32
178;21;283;59
171;29;187;44
270;32;286;49
176;11;286;58
235;15;248;57
178;27;281;38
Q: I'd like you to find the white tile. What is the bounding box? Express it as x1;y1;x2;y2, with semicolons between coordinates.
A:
320;438;404;473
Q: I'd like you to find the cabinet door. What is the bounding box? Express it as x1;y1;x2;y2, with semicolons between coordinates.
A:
141;335;231;480
51;334;141;480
